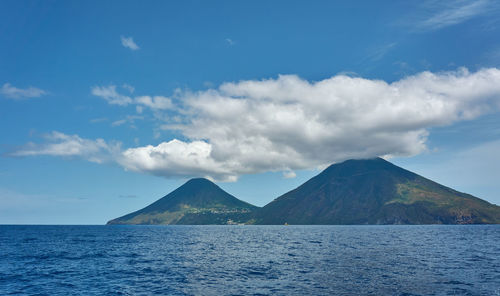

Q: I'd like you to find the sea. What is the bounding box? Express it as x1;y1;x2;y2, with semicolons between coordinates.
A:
0;225;499;296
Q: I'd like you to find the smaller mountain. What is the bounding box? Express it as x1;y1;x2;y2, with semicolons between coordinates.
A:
107;178;258;225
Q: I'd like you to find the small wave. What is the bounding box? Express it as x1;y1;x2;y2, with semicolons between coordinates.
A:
435;280;473;286
308;240;322;244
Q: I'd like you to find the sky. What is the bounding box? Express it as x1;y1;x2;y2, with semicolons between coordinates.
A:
1;0;500;224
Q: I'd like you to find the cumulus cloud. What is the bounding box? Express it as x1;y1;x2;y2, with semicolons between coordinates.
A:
13;68;500;181
1;83;46;99
91;85;175;111
283;170;297;179
11;132;120;164
122;84;135;93
121;36;140;50
147;67;498;181
91;85;132;106
118;139;237;182
135;96;173;110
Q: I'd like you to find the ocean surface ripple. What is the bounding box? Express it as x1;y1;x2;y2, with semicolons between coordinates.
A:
1;225;499;295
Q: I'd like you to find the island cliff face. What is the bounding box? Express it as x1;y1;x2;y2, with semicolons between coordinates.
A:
107;158;500;225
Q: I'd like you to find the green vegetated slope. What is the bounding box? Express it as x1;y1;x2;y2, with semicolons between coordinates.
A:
253;158;500;224
107;178;257;225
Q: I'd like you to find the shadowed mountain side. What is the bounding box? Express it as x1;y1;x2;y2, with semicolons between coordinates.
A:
107;178;258;225
252;158;500;225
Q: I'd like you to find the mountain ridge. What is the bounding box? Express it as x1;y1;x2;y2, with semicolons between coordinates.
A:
108;158;500;225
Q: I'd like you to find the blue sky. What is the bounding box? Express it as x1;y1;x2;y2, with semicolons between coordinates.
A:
1;0;500;224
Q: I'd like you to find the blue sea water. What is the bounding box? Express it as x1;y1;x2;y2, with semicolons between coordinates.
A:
0;225;499;296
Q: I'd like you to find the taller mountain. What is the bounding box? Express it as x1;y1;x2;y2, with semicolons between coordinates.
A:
107;178;257;225
253;158;500;224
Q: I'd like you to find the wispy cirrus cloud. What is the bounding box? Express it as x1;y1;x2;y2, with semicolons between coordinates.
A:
415;0;494;31
121;36;140;51
111;115;143;127
1;83;46;99
361;42;398;63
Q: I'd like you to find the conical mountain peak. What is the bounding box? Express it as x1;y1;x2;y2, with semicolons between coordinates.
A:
172;177;223;197
322;157;409;177
107;177;257;225
184;177;216;186
254;158;500;225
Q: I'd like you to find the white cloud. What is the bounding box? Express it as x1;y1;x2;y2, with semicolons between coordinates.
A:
11;131;120;164
118;139;237;182
135;95;173;110
1;83;46;99
364;42;398;62
91;85;132;106
111;115;143;127
121;36;140;50
14;68;500;181
225;38;235;46
150;68;498;181
283;170;297;179
91;85;175;111
122;83;135;93
111;119;127;127
416;0;493;31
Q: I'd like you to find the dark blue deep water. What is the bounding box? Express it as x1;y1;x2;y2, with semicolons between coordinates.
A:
0;225;499;295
